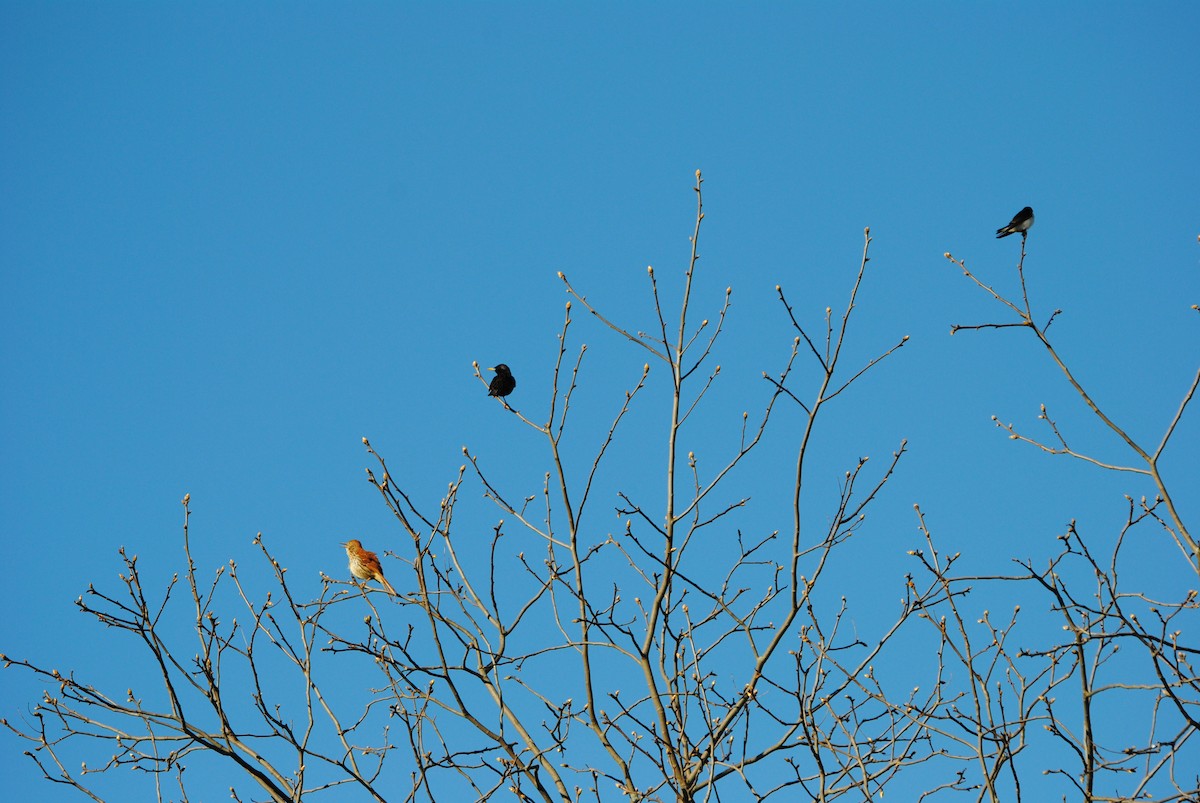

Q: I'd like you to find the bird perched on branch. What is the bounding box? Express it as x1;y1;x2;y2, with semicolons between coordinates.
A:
488;363;516;398
996;206;1034;239
342;539;396;595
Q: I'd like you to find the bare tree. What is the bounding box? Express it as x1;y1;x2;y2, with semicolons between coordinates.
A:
3;503;395;802
3;176;1196;803
921;239;1200;801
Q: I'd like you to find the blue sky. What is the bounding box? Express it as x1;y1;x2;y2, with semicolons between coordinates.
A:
2;4;1198;800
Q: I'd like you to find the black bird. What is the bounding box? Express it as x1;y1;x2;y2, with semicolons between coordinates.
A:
487;364;516;398
996;206;1034;239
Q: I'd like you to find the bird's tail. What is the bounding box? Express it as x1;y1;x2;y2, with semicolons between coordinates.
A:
995;226;1014;238
380;576;397;596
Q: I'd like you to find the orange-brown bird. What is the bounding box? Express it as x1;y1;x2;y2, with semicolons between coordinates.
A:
342;539;396;595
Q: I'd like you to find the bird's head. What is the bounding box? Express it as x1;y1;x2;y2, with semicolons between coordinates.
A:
490;364;510;375
342;539;362;550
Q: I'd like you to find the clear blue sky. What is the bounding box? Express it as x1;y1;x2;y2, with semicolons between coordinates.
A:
2;4;1197;800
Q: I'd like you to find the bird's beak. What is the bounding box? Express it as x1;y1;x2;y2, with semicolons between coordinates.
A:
487;366;496;373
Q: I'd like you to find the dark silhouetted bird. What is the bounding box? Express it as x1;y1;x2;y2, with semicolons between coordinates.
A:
996;207;1034;239
488;364;516;398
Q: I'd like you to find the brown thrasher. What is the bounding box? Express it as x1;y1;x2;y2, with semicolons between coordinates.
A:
342;539;396;595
